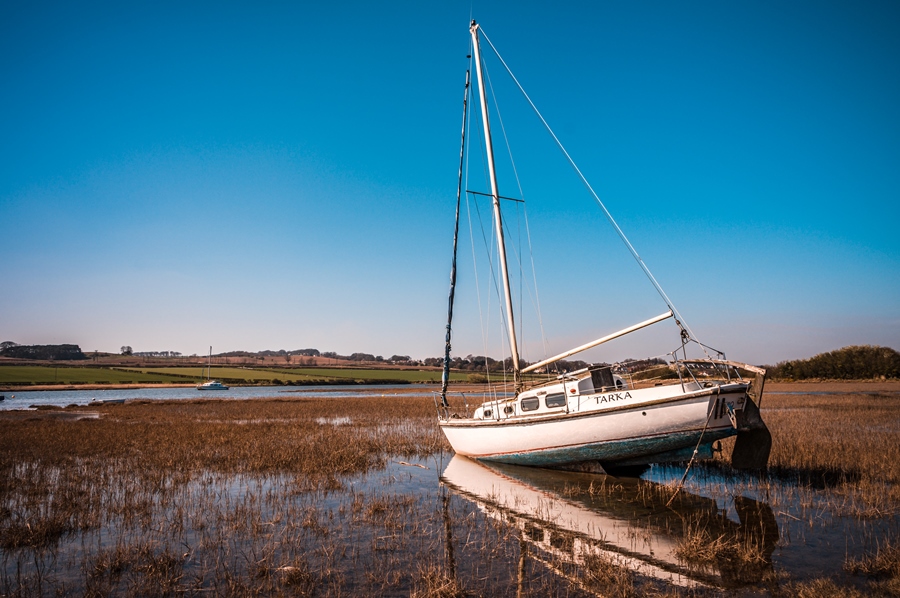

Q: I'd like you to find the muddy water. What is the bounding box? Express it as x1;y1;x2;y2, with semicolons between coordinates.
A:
0;384;444;410
441;457;896;591
645;464;899;584
441;455;779;591
0;384;512;411
4;452;896;595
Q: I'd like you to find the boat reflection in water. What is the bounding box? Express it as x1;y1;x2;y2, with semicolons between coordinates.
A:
440;455;778;591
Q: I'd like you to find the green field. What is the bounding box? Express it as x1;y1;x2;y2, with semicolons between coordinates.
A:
0;365;470;386
0;366;189;385
128;366;469;383
126;367;325;383
286;367;467;382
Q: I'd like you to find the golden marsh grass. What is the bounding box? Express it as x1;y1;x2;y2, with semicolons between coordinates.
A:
0;386;898;595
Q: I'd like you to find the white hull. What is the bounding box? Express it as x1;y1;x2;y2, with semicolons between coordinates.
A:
440;381;750;467
197;381;229;390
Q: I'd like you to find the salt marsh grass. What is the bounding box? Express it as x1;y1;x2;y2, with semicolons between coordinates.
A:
1;387;898;595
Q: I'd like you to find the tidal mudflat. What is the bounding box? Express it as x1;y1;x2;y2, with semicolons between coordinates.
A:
1;385;898;596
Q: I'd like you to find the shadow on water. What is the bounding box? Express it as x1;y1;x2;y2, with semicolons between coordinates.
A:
440;455;779;592
675;458;863;490
767;466;862;490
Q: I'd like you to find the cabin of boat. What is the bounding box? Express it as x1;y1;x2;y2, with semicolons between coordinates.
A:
469;362;748;424
473;365;628;420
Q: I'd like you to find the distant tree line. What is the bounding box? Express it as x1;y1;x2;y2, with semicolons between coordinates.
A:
320;352;413;363
420;355;599;374
0;342;87;360
422;355;503;371
768;345;900;380
212;348;416;364
133;351;183;357
422;355;519;372
617;357;668;373
322;352;380;362
216;349;322;358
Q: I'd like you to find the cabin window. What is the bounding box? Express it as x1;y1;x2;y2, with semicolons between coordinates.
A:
520;397;540;412
483;409;492;418
545;393;566;408
503;405;515;414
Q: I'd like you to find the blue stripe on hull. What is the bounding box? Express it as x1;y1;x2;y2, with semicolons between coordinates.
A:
476;427;737;467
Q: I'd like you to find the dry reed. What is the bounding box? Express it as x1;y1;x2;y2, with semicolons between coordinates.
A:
1;388;898;596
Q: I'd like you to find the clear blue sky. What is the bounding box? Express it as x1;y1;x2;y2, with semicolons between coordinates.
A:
1;1;898;365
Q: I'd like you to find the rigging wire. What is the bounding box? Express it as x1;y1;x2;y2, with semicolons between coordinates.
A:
478;26;710;358
465;79;511;390
483;55;528;367
464;120;492;385
460;49;493;388
522;206;551;363
482;51;551;369
474;52;517;386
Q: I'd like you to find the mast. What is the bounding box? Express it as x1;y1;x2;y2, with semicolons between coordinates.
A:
470;20;521;388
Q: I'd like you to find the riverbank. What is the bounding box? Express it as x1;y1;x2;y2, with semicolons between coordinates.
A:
0;379;428;392
0;384;447;411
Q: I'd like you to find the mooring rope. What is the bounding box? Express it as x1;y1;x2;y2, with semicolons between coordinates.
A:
666;386;720;507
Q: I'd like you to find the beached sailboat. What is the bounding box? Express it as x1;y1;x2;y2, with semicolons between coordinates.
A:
437;21;771;472
197;346;229;390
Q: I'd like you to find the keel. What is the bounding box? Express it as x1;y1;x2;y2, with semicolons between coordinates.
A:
731;396;771;470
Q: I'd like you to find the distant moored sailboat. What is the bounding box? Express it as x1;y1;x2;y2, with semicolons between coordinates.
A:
197;346;229;390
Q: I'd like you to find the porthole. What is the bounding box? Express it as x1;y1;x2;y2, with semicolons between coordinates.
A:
483;409;492;418
504;405;515;414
